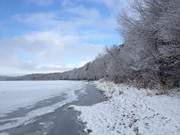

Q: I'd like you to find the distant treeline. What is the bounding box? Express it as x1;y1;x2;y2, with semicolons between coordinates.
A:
2;0;180;90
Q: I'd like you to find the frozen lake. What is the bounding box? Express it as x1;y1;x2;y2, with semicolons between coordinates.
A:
0;81;85;117
0;81;105;135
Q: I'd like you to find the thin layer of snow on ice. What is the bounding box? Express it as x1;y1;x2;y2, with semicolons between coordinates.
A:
0;81;86;131
0;91;75;131
74;81;180;135
0;81;85;116
0;132;9;135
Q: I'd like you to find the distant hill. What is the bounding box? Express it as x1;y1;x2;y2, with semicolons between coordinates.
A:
1;58;106;81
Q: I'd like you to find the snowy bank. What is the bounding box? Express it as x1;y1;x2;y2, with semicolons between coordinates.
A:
73;81;180;135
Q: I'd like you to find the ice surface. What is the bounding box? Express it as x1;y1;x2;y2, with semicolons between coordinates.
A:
0;81;86;131
0;81;85;116
0;132;9;135
74;81;180;135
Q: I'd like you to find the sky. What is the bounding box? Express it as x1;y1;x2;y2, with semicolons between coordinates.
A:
0;0;130;75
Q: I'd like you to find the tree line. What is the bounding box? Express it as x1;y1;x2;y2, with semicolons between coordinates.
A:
68;0;180;90
65;0;180;90
3;0;180;90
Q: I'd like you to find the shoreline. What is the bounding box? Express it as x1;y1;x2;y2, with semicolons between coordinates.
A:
74;81;180;135
0;82;107;135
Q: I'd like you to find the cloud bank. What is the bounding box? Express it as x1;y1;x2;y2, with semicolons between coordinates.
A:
0;0;128;75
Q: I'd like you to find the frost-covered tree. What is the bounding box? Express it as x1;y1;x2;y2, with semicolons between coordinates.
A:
118;0;180;89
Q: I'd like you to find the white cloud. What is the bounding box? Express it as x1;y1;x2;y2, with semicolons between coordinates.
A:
0;0;129;75
98;0;131;10
13;12;58;30
0;31;104;75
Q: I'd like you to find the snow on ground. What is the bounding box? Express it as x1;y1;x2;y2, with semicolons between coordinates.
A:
0;81;86;131
74;81;180;135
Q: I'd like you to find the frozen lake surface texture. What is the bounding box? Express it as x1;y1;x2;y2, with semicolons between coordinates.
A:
0;81;104;135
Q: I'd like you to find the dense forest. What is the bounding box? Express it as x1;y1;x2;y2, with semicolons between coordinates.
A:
2;0;180;90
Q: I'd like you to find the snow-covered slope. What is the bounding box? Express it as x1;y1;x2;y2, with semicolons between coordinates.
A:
74;81;180;135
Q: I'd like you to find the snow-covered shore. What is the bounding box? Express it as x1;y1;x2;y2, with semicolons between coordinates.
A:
73;80;180;135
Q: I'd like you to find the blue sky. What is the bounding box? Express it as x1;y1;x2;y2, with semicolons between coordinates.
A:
0;0;129;75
